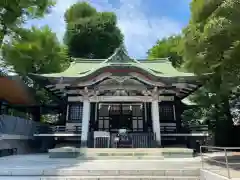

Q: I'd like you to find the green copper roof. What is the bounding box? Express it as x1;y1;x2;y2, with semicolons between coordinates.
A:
31;46;195;78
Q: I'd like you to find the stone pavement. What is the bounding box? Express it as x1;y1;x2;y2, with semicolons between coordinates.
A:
202;163;240;179
0;154;201;179
202;152;240;179
0;154;202;170
0;153;239;179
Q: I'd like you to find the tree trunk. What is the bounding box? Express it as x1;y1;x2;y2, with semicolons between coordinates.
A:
0;35;4;47
215;96;235;146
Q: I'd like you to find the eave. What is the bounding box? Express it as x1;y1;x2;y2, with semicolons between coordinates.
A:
29;65;198;86
0;75;36;105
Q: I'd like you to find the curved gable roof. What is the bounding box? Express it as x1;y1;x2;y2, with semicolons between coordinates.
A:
140;60;195;77
30;46;195;79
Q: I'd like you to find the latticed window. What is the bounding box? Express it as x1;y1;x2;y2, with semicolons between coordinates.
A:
98;104;110;131
159;104;175;121
122;104;131;115
110;104;123;115
68;103;83;123
132;105;142;117
132;104;144;131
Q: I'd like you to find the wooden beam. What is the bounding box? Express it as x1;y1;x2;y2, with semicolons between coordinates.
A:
68;95;175;102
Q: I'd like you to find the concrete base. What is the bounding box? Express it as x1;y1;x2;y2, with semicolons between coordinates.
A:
162;148;193;158
48;147;193;159
48;147;82;158
49;151;81;158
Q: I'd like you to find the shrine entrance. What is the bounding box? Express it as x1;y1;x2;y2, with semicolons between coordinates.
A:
97;103;145;132
109;104;132;130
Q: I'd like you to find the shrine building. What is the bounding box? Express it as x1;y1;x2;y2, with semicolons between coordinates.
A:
30;47;205;148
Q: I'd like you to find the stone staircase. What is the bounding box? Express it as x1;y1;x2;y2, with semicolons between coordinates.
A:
0;159;201;180
40;176;199;180
38;169;200;179
49;147;194;159
0;167;201;180
0;148;201;180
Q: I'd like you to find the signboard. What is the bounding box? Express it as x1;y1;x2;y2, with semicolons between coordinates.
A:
159;96;174;102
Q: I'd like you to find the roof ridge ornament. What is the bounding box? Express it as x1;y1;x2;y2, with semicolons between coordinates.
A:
103;44;139;64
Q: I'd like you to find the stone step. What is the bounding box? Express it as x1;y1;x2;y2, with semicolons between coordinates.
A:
0;176;200;180
49;148;194;159
44;169;200;176
78;156;164;160
0;169;200;177
39;176;200;180
84;148;193;156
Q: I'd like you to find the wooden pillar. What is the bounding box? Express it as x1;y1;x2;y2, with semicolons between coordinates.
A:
0;101;2;115
146;103;153;132
175;98;183;133
143;102;148;132
65;104;69;124
32;106;41;122
89;102;96;131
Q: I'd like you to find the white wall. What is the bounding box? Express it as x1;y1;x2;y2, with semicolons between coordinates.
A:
0;115;40;136
0;115;48;154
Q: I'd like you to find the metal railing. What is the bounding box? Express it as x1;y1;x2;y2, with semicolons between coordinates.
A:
51;125;82;133
200;146;240;179
35;125;82;134
93;132;156;148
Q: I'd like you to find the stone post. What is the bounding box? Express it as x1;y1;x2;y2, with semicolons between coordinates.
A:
81;98;90;147
151;99;161;147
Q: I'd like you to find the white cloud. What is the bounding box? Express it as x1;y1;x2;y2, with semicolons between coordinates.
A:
115;0;182;58
26;0;184;58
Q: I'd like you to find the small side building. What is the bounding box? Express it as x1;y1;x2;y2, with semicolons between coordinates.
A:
0;71;44;155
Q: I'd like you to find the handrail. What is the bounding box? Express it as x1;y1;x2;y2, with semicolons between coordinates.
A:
52;125;82;133
36;125;82;134
200;146;240;179
201;146;240;150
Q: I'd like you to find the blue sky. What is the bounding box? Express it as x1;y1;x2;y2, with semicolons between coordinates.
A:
26;0;191;58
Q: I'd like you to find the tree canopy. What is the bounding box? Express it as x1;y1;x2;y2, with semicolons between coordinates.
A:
0;0;55;46
183;0;240;106
2;26;69;103
184;0;240;85
64;2;97;22
147;0;240;146
147;35;184;68
64;2;124;58
2;26;69;75
182;0;240;146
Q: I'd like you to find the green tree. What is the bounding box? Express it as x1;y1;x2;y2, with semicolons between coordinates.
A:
64;2;97;22
64;2;124;58
2;26;70;103
147;35;184;68
0;0;55;46
183;0;240;146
